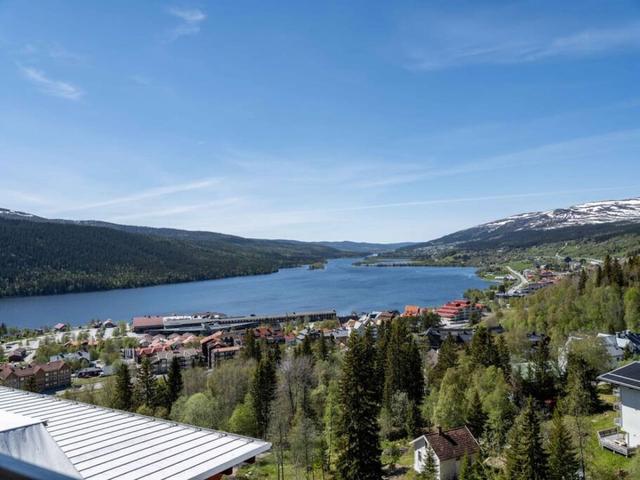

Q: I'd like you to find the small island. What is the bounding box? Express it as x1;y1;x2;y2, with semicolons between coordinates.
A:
308;261;327;270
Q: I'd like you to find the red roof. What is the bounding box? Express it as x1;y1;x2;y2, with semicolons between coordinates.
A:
132;316;163;329
415;426;479;461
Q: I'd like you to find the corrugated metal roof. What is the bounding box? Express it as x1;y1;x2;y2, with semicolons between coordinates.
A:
0;386;270;480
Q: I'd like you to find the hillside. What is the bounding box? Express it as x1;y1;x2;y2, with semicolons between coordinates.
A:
313;240;415;253
0;210;349;298
395;197;640;267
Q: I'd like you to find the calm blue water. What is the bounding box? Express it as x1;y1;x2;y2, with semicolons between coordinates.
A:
0;259;490;328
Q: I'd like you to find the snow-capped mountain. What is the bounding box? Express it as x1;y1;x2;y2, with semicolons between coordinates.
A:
403;197;640;252
482;198;640;232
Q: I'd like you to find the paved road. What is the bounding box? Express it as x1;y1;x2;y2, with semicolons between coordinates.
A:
506;266;528;295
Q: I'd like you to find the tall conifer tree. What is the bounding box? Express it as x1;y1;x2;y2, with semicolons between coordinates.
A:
166;356;183;405
547;410;580;480
251;353;277;438
505;398;548;480
335;331;382;480
113;363;132;411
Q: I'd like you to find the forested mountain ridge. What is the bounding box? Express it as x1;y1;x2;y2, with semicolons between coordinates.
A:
0;213;348;298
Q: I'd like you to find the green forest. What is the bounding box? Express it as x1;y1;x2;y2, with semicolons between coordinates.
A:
0;218;342;297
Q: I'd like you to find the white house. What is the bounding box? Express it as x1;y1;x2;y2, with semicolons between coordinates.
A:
598;362;640;455
412;426;479;480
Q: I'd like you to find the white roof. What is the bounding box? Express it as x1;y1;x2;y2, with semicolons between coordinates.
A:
0;386;270;480
0;411;81;478
0;410;43;432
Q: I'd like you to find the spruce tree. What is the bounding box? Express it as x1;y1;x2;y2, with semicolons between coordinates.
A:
135;357;158;409
420;446;437;480
166;356;183;405
429;334;457;388
547;410;579;480
383;319;424;424
577;269;587;294
113;363;133;411
317;332;329;361
564;353;600;415
529;339;556;403
243;329;261;361
335;331;382;480
495;335;511;380
505;398;548;480
469;325;495;368
251;353;276;438
466;388;487;439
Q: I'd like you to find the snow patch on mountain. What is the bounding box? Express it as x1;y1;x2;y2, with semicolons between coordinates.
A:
0;208;34;218
481;198;640;232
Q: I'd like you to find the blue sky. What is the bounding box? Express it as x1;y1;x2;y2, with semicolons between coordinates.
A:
0;1;639;242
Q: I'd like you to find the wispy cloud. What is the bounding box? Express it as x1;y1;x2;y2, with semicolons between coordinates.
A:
20;66;84;100
354;128;640;189
167;7;207;40
405;18;640;71
110;197;241;222
53;178;220;214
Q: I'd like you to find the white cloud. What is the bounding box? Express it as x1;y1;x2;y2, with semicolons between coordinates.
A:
167;7;207;40
405;18;640;71
20;66;84;100
53;177;220;214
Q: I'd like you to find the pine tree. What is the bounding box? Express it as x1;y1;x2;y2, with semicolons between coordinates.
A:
135;357;158;409
505;398;548;480
466;388;487;439
335;331;382;480
547;410;580;480
243;329;261;361
113;363;133;411
251;353;276;438
166;356;183;406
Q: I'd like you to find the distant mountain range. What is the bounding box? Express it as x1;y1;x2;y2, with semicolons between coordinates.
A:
401;197;640;256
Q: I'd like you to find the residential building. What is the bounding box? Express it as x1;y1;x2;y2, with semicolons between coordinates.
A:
597;362;640;456
412;426;480;479
148;348;202;374
7;348;26;362
0;361;71;391
435;300;485;327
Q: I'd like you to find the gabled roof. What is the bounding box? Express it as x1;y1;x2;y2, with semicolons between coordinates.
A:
0;386;270;480
598;361;640;391
412;426;479;462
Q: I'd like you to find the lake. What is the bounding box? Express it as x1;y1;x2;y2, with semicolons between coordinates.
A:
0;258;490;328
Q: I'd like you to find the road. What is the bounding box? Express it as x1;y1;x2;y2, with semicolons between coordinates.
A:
506;266;528;295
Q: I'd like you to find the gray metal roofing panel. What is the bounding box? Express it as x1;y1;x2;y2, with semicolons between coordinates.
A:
0;386;271;480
